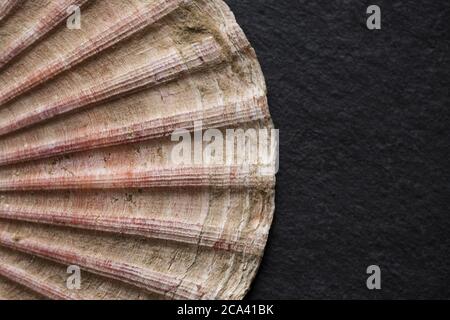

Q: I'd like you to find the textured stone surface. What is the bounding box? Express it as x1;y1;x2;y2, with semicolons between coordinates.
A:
228;0;449;299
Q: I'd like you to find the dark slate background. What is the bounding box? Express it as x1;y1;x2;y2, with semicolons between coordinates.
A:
226;0;450;299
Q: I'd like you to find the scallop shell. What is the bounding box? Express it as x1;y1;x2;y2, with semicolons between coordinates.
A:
0;0;276;300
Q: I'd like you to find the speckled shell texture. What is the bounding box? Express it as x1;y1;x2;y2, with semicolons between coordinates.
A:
0;0;275;300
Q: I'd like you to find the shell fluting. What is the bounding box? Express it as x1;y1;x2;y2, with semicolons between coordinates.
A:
0;0;276;300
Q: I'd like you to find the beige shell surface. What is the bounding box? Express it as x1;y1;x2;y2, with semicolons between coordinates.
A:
0;0;276;300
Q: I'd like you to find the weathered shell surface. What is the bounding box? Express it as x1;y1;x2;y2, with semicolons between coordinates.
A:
0;0;276;299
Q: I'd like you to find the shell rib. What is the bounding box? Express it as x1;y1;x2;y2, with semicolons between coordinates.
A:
0;0;186;106
0;188;272;254
0;247;160;300
0;276;42;300
0;0;276;300
0;0;250;136
0;0;19;23
0;219;266;299
0;0;89;70
0;37;225;136
0;42;267;165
